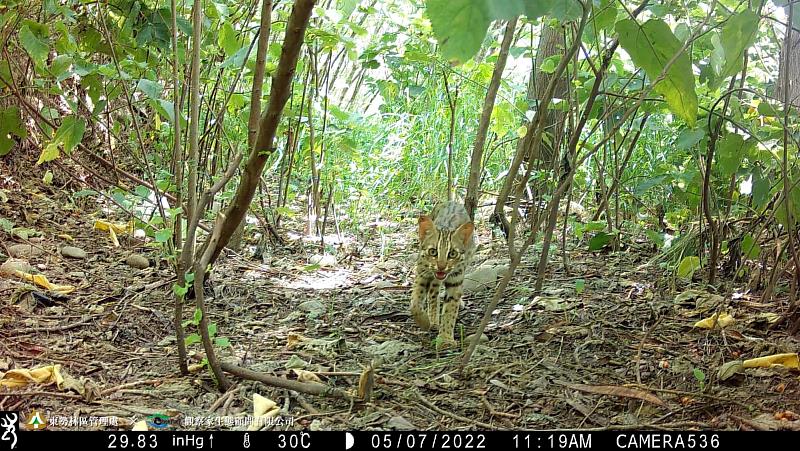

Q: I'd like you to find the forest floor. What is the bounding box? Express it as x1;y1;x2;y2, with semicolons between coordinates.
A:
1;158;800;432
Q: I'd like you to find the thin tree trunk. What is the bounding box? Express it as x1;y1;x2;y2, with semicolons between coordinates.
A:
492;22;567;231
229;0;273;252
170;0;188;375
465;17;517;219
208;0;316;263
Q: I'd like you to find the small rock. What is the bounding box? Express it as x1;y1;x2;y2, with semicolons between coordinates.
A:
463;265;499;292
126;254;150;269
309;419;328;431
465;333;489;344
298;299;326;316
0;258;34;275
8;243;43;259
61;246;88;259
158;335;177;347
309;254;337;268
386;416;415;431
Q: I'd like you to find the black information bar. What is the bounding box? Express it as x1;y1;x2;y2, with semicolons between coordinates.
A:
1;430;792;451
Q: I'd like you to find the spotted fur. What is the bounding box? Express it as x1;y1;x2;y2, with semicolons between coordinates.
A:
410;201;476;349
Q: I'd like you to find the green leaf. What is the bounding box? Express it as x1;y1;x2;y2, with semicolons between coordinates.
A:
37;143;60;165
716;133;749;176
193;307;202;325
757;101;781;117
530;0;582;21
590;0;618;35
173;282;189;297
634;175;669;195
588;232;612;251
616;19;698;126
583;221;607;232
0;218;13;232
0;107;28;156
219;22;240;57
485;0;526;20
338;0;360;19
42;170;53;185
714;10;759;83
184;333;201;346
303;263;322;272
539;54;561;74
214;337;231;348
53;116;86;154
741;234;760;259
692;368;705;383
208;323;217;338
677;256;701;279
645;230;665;248
426;0;490;65
137;79;163;100
135;185;151;198
775;186;800;229
19;22;49;64
49;55;73;82
220;46;249;68
155;228;172;243
575;279;585;294
675;128;705;150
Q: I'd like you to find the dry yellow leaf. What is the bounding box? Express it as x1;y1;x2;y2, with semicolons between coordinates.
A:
743;353;799;369
13;270;75;294
249;393;280;431
0;364;65;389
694;312;734;329
93;219;132;234
293;369;322;383
132;421;149;431
286;332;309;349
94;219;132;246
253;393;279;417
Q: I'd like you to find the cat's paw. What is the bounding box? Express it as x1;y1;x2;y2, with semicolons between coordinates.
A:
411;309;431;330
435;335;457;351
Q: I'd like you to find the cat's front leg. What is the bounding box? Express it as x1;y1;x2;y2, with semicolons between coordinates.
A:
437;281;463;349
410;275;432;330
426;280;441;330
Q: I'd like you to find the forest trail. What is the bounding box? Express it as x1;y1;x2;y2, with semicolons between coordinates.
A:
2;168;798;431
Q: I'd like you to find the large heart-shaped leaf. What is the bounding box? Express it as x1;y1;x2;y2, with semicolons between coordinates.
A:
616;19;698;126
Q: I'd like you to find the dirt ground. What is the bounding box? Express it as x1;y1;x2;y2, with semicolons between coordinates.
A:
1;158;799;432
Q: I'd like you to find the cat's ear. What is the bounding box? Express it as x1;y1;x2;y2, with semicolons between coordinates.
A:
455;222;474;245
418;215;434;240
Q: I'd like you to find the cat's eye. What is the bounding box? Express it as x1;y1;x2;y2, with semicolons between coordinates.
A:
448;250;458;258
428;248;437;256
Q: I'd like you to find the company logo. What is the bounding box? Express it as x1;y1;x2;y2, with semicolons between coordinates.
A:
146;413;169;429
0;412;18;450
24;410;46;431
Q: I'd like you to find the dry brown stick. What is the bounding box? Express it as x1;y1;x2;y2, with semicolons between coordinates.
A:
414;392;502;430
2;391;83;400
292;392;320;415
208;388;237;412
218;362;352;400
100;379;162;396
16;319;97;335
481;396;519;420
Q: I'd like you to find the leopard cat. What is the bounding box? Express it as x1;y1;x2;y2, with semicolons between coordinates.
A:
410;201;476;349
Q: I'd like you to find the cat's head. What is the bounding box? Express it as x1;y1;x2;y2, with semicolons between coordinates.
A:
418;215;474;280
